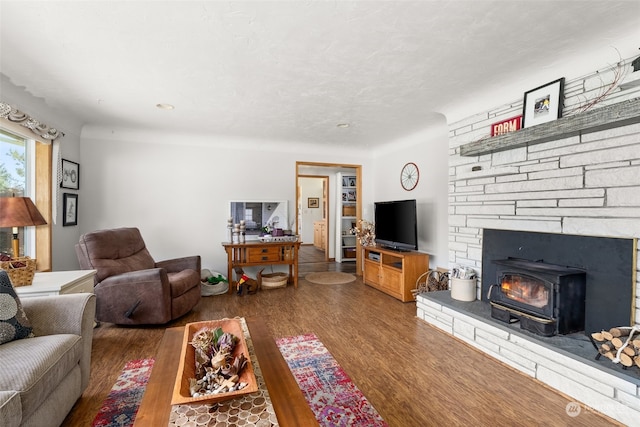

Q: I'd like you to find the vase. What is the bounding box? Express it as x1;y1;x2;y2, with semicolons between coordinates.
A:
451;278;476;301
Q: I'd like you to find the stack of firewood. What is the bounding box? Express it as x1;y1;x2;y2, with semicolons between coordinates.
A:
591;327;640;368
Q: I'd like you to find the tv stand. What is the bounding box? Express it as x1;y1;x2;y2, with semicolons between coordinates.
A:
363;246;429;302
382;245;411;253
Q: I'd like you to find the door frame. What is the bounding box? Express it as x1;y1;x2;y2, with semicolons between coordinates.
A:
295;161;362;273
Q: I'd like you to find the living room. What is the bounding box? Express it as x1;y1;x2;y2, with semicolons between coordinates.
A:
2;2;640;426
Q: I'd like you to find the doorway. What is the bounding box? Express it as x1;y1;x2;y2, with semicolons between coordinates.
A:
298;175;329;260
295;161;362;273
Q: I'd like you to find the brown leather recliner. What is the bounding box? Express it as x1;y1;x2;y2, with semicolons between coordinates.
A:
75;227;201;325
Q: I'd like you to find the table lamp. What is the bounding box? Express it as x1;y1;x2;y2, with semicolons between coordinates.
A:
0;196;47;257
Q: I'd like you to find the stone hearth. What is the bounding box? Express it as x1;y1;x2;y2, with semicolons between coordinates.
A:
417;291;640;426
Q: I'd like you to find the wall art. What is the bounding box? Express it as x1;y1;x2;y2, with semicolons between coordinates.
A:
61;159;80;190
63;193;78;226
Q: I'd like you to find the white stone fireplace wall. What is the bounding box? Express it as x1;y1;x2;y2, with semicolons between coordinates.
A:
447;60;640;326
417;58;640;424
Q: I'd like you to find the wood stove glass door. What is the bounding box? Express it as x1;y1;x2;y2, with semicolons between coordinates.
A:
499;273;550;310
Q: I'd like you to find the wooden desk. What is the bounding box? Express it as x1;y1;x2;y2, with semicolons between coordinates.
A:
222;241;301;294
133;317;317;426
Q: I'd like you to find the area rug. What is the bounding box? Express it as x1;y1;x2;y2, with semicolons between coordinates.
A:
276;333;388;427
305;271;356;285
91;358;154;427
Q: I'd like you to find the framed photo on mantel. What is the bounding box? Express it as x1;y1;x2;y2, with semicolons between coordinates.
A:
522;78;565;129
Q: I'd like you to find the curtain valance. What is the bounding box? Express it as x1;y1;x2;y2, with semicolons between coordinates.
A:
0;101;64;142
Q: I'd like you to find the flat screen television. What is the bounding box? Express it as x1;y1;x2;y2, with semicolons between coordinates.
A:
374;199;418;251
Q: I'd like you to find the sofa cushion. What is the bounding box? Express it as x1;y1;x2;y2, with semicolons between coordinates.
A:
0;271;33;345
0;334;82;421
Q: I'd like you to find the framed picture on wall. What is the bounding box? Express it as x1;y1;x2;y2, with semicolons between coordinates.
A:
63;193;78;226
522;78;565;128
61;159;80;190
308;197;319;208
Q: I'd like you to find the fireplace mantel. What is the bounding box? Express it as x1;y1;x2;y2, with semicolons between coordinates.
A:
460;97;640;156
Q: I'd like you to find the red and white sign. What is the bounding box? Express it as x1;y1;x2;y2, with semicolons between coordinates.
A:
491;115;522;136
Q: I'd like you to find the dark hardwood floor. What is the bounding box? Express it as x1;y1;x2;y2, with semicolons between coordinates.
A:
63;245;619;426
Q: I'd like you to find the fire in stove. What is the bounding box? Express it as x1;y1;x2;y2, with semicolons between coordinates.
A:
500;274;549;308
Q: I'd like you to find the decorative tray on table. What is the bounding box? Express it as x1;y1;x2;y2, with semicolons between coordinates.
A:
171;319;258;405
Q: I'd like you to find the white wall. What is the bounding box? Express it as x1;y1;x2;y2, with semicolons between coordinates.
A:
78;127;371;276
371;118;450;269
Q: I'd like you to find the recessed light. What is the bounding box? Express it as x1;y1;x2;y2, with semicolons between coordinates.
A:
337;123;350;128
156;103;175;110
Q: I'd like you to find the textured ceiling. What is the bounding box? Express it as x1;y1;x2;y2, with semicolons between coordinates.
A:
1;1;639;149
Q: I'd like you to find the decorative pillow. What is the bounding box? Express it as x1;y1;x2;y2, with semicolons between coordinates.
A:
0;270;33;345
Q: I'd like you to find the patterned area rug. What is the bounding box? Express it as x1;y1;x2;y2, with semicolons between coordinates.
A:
92;358;154;427
276;333;388;427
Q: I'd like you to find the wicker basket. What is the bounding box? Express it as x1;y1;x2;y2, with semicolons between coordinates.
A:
411;269;449;298
342;205;356;216
0;256;36;287
260;272;288;289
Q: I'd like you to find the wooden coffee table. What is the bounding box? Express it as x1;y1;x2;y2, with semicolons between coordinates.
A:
133;317;317;426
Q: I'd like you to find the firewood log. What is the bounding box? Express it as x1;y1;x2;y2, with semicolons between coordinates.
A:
611;337;625;349
600;342;615;352
619;353;634;367
591;331;605;342
601;331;614;341
635;355;640;368
633;339;640;349
622;346;637;357
601;350;615;361
609;327;632;337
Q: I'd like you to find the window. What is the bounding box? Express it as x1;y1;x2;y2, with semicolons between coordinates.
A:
0;129;29;255
0;126;52;270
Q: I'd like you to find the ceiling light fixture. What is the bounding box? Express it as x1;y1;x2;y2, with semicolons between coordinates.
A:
156;103;175;110
336;123;350;128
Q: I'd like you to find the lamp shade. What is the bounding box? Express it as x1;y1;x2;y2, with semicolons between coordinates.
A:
0;197;47;227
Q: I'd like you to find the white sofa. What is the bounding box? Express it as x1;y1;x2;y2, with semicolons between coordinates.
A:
0;293;96;427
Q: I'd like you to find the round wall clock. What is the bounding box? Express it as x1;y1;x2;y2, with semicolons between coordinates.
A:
400;162;419;191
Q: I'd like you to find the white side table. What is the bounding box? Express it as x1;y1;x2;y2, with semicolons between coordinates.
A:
15;270;96;298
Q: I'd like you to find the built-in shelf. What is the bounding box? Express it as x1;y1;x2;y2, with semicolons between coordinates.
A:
460;97;640;157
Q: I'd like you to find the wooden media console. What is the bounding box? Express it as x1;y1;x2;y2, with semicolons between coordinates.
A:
363;246;429;302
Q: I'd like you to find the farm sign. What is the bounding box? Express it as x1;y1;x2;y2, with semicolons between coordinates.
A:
491;115;522;136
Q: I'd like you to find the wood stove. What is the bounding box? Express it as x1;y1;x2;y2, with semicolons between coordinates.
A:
488;258;586;336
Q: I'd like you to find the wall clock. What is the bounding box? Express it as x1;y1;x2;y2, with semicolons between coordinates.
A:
400;162;419;191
